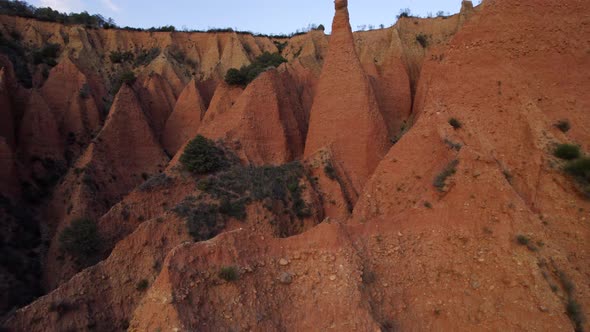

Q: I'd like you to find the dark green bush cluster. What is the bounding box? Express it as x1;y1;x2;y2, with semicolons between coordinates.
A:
32;43;60;66
416;33;429;48
180;135;228;174
564;157;590;197
433;160;459;191
173;199;225;241
173;159;311;241
198;162;311;220
109;50;134;64
218;266;239;282
224;52;287;86
554;144;581;160
59;218;101;265
134;47;160;66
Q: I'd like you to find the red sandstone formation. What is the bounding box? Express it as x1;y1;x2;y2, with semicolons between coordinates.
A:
304;0;389;196
199;69;305;165
43;84;169;289
41;57;101;144
1;1;589;331
162;78;207;155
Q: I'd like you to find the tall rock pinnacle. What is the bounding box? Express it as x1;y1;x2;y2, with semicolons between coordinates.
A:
304;0;389;195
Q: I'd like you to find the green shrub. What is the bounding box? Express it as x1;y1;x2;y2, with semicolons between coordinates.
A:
565;157;590;184
555;120;571;133
32;43;60;66
433;160;459;191
59;218;100;263
554;144;581;160
448;118;462;129
218;266;239;282
136;279;149;291
180;135;227;174
224;52;287;86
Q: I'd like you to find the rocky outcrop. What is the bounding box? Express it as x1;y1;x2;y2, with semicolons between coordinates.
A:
162;78;206;155
129;224;380;331
304;0;389;196
199;69;305;165
137;73;178;136
353;0;590;330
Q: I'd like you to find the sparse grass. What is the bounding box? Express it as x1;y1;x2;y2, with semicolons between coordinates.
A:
448;118;462;130
424;201;433;209
554;144;581;160
109;50;134;64
555;120;571;133
136;279;149;291
433;160;459;191
218;266;239;282
138;173;173;192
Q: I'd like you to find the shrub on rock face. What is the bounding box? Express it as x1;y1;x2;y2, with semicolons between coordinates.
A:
555;120;571;133
554;144;581;160
224;52;287;86
448;118;462;129
218;266;239;281
59;218;100;264
180;135;227;174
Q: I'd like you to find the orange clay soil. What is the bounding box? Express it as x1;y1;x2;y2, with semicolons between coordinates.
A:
1;0;589;331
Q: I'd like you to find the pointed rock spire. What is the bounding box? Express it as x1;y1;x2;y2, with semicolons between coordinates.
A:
304;0;389;194
162;78;207;155
199;70;305;165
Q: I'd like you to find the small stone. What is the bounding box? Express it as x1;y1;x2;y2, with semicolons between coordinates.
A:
279;258;289;266
329;275;337;281
279;272;293;285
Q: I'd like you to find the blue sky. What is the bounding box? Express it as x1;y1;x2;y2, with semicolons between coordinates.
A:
30;0;471;34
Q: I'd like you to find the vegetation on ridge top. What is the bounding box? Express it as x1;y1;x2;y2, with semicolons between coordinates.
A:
225;52;287;86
